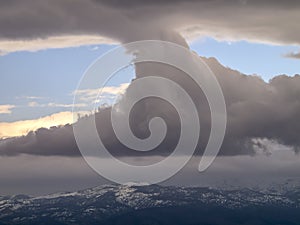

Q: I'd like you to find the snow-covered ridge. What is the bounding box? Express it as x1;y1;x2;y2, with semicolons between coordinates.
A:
0;184;299;224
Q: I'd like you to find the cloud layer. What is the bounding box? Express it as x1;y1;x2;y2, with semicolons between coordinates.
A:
0;111;74;139
1;0;300;54
0;35;116;55
1;57;299;157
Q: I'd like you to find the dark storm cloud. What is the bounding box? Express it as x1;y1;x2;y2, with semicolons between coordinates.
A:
1;0;300;45
0;58;299;157
205;58;300;155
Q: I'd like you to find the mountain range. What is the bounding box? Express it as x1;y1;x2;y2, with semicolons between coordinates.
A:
1;183;299;225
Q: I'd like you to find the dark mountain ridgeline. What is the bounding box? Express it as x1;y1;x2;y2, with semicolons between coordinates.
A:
0;184;299;225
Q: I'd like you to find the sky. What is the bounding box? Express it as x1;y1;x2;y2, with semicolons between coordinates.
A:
0;0;300;195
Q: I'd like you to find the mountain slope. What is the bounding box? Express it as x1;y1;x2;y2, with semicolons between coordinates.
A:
0;184;299;225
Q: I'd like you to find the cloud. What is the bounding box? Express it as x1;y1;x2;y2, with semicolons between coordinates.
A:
1;1;300;157
27;101;86;108
17;96;46;100
73;83;129;103
1;0;300;193
204;57;300;155
1;0;300;55
284;51;300;59
0;57;300;157
1;150;300;195
28;101;39;107
0;35;117;55
0;105;15;114
251;138;295;156
0;124;79;156
46;103;86;108
0;111;75;139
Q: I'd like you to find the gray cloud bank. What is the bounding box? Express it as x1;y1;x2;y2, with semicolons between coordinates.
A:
1;0;300;45
1;57;299;157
